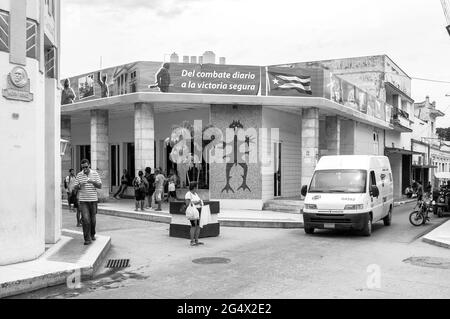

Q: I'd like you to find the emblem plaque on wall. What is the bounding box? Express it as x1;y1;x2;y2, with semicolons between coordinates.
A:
2;66;34;102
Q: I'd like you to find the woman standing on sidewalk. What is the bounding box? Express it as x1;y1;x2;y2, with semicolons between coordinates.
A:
185;182;204;246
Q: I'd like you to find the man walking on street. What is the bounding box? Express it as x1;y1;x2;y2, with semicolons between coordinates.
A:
73;159;102;245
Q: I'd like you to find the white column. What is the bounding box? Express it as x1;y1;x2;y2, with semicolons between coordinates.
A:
325;116;341;155
301;108;319;186
91;109;110;201
134;103;155;173
44;78;61;244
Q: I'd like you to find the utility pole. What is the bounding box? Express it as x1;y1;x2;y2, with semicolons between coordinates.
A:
441;0;450;35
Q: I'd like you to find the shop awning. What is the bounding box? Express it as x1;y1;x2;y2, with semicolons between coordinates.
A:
435;172;450;179
384;147;422;155
412;165;437;168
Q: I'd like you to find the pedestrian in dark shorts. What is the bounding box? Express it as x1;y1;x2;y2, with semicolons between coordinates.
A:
185;182;204;246
145;167;155;209
73;188;82;227
133;171;148;211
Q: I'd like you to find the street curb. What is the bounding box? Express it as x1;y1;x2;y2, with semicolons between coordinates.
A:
422;237;450;249
219;219;303;229
0;232;111;298
63;203;303;229
393;199;417;207
62;203;171;224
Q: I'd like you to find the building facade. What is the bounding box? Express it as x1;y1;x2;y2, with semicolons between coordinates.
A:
0;0;61;265
275;55;416;199
61;58;398;210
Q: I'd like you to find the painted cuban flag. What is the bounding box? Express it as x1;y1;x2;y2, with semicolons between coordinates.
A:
268;71;312;95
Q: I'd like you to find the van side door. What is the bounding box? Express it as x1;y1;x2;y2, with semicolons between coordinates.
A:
369;170;383;222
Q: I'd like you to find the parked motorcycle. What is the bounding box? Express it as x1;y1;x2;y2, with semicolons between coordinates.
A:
409;195;433;226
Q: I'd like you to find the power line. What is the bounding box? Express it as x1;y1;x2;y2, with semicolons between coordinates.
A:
411;77;450;84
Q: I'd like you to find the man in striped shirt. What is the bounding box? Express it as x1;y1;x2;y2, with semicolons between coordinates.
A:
73;159;102;245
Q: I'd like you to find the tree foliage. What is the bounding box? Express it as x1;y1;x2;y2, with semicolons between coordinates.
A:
436;127;450;141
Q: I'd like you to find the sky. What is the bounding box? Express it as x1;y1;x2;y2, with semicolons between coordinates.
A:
61;0;450;127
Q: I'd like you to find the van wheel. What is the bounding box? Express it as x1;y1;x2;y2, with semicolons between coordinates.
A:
304;226;315;234
360;216;372;236
383;207;392;226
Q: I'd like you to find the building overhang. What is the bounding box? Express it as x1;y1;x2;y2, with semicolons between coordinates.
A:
385;82;414;103
61;92;393;130
430;109;445;117
412;164;437;169
391;121;413;133
385;147;422;155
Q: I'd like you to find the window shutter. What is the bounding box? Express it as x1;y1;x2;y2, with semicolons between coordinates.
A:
0;10;9;53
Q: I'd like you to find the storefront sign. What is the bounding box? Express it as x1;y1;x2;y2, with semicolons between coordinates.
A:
2;66;33;102
168;63;261;95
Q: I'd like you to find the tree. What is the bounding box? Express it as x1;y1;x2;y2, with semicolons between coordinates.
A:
436;127;450;141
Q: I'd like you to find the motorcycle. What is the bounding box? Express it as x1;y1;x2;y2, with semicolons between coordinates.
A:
409;195;433;226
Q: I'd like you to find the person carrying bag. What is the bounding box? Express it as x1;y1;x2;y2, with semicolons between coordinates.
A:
184;182;204;246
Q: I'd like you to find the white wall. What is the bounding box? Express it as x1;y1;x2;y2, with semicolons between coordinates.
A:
262;108;301;200
0;57;46;265
354;122;384;155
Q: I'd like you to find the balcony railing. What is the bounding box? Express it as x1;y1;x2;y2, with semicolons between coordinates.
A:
392;107;409;120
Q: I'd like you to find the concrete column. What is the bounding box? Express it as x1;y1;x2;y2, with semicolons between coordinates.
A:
340;119;355;155
61;116;72;184
134;103;155;173
44;78;61;244
325;116;340;155
91;110;109;201
301;108;319;186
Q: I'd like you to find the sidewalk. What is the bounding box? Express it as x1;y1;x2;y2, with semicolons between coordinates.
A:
423;219;450;249
62;197;418;229
0;230;111;298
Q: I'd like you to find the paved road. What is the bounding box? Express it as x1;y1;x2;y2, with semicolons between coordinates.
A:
13;202;450;299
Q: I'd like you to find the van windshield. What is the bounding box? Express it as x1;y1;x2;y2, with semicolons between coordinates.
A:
309;169;367;193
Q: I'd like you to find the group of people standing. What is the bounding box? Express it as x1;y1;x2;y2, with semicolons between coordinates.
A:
112;168;178;212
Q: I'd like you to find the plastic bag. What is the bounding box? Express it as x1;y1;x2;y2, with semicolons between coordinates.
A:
186;204;199;221
199;205;212;228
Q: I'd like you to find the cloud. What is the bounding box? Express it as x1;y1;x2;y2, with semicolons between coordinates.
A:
63;0;210;18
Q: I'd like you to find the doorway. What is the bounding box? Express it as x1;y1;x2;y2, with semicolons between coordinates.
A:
274;142;282;197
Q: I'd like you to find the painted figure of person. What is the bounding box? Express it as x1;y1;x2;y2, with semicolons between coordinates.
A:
61;79;76;105
97;72;110;98
149;63;171;92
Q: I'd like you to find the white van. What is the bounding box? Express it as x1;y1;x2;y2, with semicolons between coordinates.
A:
300;155;394;236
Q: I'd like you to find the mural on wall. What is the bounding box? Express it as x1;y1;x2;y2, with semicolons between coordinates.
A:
210;105;261;200
78;74;94;100
219;120;254;193
329;74;343;103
